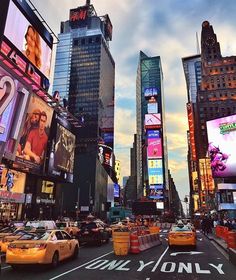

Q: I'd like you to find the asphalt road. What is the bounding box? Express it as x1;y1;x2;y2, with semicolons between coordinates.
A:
0;230;235;280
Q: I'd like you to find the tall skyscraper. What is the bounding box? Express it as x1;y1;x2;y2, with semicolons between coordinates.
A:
52;1;115;217
136;51;168;210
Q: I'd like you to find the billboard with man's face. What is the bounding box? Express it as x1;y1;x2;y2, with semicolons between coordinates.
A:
207;114;236;177
14;94;53;173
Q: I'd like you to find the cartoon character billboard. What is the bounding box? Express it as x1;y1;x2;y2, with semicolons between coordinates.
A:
207;115;236;177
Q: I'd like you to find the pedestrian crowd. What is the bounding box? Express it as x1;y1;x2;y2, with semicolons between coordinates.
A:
200;215;236;235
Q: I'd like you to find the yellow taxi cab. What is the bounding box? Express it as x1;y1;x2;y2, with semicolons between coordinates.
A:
6;229;79;268
0;229;29;253
55;221;80;237
168;222;196;248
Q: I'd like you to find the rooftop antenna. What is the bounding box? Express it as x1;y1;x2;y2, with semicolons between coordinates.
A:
196;32;200;54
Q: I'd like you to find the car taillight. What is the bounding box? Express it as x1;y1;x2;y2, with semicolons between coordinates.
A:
91;228;100;233
34;243;47;250
169;233;176;237
8;243;17;250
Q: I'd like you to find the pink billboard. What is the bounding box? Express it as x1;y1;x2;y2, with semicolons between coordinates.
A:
147;138;162;158
207;114;236;177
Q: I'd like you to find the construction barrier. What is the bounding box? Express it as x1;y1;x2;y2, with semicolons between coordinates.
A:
130;232;140;254
222;227;229;242
112;231;130;256
149;226;160;234
138;233;161;251
227;231;236;249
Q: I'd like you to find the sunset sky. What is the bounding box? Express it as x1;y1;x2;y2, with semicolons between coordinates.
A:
32;0;236;202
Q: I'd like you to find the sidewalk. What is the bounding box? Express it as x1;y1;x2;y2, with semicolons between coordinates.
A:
206;232;228;252
205;232;236;266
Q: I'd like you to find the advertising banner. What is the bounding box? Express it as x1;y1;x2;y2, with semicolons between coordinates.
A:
192;171;198;192
149;186;164;199
148;159;163;185
187;103;197;161
0;65;30;160
144;87;158;98
145;113;161;128
3;0;52;79
147;102;158;114
207;114;236;177
199;158;214;192
47;114;75;183
15;94;53;173
114;183;120;198
147;130;160;139
147;138;162;158
98;144;113;167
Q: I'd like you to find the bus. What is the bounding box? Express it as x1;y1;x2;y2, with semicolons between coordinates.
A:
108;207;132;223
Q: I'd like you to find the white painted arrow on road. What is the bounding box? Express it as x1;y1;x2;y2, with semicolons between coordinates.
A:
170;251;204;256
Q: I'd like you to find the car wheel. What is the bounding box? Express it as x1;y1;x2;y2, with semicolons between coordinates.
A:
51;251;59;268
73;245;79;259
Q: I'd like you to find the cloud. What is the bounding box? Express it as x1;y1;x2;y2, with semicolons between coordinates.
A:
31;0;236;200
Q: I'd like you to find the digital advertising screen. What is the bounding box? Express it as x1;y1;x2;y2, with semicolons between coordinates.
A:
0;165;26;203
147;130;160;139
46;114;75;183
147;102;158;114
207;114;236;177
14;94;53;173
98;144;113;167
145;113;161;128
144;87;158;98
149;186;164;199
0;65;30;160
148;159;163;185
3;0;52;79
147;138;162;158
114;183;120;198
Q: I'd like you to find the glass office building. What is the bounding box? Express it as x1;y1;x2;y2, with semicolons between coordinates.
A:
52;2;115;217
136;51;168;209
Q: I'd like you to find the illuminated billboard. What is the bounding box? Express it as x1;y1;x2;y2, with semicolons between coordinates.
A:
149;186;164;199
0;65;30;160
144;87;158;98
46;114;75;183
3;0;52;79
187;102;197;161
145;113;161;128
207;114;236;177
0;166;26;203
148;159;163;185
98;144;113;167
147;102;158;114
147;138;162;158
199;158;214;191
15;94;53;173
114;183;120;198
147;130;160;138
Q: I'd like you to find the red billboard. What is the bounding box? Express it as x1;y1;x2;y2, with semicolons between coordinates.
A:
145;113;161;128
186;102;196;161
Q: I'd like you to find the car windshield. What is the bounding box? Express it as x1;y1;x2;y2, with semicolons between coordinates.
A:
56;223;67;228
18;232;50;240
0;227;13;233
80;222;97;230
172;226;192;232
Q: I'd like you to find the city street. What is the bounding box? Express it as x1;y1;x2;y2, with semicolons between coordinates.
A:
1;230;235;280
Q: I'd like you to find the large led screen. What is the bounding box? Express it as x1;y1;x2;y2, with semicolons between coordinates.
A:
149;185;164;199
207;114;236;177
148;159;163;185
54;123;75;173
98;144;113;167
15;94;53;173
147;138;162;158
144;87;158;98
3;0;52;79
47;116;75;183
0;65;30;160
145;113;161;128
114;183;120;198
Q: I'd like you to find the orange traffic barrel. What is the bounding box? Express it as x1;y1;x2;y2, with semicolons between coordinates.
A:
130;232;140;254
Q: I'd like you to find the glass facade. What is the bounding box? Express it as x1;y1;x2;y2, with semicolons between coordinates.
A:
52;6;115;217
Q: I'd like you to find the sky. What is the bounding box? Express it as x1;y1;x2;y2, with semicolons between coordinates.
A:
31;0;236;202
